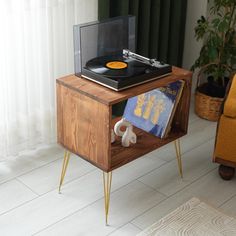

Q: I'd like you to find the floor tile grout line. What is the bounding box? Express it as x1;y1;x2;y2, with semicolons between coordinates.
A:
0;168;99;220
36;168;97;197
3;174;151;235
130;221;143;230
5;162;129;221
0;165;97;200
54;159;166;200
137;166;216;227
149;132;216;163
15;155;65;178
106;165;218;233
32;164;218;236
105;222;142;236
105;226;123;236
137;163;218;200
0;154;63;187
15;178;40;197
3;159;219;234
132;162;169;183
155;135;216;163
136;179;168;198
218;193;236;208
32;193;108;236
25;139;217;234
170;137;215;161
137;137;216;182
12;154;96;196
147;153;169;163
131;167;218;229
32;178;157;236
0;194;39;218
14;153;165;198
32;167;217;235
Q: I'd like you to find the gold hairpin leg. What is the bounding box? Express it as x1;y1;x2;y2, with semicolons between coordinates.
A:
174;139;183;178
103;171;112;226
58;150;71;193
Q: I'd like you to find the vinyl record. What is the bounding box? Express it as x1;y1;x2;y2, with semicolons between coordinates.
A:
85;54;149;78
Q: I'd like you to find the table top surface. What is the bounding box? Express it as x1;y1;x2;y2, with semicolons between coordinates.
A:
57;66;192;106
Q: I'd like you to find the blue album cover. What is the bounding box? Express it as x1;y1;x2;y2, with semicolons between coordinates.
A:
123;80;184;138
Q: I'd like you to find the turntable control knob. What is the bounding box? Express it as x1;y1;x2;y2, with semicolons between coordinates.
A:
149;59;155;64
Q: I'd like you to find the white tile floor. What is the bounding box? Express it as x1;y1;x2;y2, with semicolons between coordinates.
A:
0;104;236;236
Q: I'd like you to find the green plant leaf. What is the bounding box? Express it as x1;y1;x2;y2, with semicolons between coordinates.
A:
208;46;218;60
192;0;236;80
212;18;220;27
218;19;229;32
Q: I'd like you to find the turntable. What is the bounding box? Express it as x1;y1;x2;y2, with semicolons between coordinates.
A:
74;16;172;91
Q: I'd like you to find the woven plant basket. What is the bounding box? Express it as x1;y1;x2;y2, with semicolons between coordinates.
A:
195;72;224;122
195;86;223;121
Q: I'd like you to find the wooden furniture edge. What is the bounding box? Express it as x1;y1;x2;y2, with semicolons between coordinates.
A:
57;83;111;171
57;68;192;106
58;143;111;172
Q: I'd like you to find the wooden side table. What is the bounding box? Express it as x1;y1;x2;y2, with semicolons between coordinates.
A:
56;67;192;225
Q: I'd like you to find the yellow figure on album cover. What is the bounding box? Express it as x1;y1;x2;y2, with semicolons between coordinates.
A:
123;80;184;138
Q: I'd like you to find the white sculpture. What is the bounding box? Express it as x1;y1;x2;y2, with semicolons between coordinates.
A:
114;118;137;147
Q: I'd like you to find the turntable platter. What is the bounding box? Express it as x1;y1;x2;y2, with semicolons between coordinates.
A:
85;55;148;79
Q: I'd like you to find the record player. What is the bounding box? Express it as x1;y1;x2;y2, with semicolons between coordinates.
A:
74;16;172;91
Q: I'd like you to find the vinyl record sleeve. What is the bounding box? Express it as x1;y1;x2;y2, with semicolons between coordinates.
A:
123;80;184;138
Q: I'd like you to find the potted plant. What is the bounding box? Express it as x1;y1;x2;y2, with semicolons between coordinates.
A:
192;0;236;121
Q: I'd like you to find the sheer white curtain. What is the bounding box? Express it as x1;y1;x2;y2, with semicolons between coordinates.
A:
0;0;98;160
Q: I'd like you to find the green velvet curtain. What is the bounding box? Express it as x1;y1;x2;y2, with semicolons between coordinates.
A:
98;0;187;67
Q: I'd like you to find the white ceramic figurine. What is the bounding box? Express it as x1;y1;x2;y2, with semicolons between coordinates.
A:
114;118;137;147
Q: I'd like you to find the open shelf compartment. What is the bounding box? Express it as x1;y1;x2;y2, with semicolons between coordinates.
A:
110;116;186;171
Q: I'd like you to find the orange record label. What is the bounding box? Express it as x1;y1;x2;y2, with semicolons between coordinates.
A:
106;61;127;69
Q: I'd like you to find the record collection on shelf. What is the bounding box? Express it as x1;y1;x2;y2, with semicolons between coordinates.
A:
123;80;185;138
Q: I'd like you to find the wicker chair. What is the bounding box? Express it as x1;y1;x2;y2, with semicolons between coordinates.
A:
213;74;236;180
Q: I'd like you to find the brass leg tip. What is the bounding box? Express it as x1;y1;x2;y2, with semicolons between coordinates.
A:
105;216;109;226
58;187;62;194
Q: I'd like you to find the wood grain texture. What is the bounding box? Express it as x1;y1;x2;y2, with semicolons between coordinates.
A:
57;67;192;105
57;83;111;171
171;78;192;134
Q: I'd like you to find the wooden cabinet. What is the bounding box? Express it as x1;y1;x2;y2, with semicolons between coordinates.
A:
57;67;192;172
